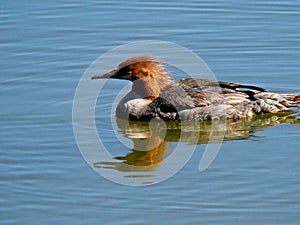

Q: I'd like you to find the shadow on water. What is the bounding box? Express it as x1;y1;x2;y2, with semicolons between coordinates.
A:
94;110;300;173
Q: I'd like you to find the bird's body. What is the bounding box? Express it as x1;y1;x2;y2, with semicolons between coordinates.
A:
92;56;300;121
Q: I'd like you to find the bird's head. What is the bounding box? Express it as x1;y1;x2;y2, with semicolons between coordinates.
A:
92;56;172;99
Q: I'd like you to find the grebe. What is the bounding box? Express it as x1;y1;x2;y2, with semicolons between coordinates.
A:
92;56;300;121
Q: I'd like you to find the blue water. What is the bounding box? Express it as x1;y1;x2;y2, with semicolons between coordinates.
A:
1;1;300;224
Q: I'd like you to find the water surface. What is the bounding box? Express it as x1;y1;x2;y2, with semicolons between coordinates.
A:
1;0;300;224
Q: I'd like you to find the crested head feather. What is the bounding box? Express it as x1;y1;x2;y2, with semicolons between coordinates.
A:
117;56;170;80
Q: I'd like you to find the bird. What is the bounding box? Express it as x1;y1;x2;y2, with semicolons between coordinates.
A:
92;56;300;121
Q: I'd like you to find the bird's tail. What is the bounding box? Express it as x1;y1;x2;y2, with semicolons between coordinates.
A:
282;93;300;105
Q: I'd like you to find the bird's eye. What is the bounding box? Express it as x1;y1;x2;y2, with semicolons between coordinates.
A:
117;66;131;77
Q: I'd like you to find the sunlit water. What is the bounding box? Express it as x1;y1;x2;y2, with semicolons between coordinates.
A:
1;1;300;224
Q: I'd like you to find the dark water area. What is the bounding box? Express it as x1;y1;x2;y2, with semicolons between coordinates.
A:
1;1;300;224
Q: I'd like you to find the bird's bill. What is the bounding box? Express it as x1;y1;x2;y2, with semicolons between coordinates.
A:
91;69;117;80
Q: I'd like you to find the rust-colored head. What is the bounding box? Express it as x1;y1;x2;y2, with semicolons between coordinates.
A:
92;56;171;99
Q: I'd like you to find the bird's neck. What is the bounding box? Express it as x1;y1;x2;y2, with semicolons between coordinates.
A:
132;75;172;100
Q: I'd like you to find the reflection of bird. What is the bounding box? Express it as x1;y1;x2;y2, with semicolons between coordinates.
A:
93;114;300;172
116;114;300;144
92;56;300;121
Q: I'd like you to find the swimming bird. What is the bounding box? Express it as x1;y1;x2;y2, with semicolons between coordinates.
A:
92;56;300;121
